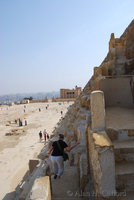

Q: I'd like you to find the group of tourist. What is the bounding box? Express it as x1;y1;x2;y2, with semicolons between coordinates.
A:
39;129;49;142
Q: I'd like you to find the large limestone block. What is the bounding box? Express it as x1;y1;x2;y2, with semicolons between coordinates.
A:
88;129;116;197
94;79;100;90
91;90;105;132
94;67;102;79
85;96;90;109
80;95;87;107
107;60;116;76
19;162;49;200
28;176;51;200
100;77;134;108
101;63;108;76
29;159;40;174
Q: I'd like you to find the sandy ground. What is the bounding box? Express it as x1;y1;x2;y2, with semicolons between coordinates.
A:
0;102;73;200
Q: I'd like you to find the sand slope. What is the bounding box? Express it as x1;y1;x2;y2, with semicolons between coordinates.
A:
0;102;73;200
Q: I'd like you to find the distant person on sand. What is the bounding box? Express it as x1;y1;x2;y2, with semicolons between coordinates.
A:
43;129;47;142
47;133;49;140
39;131;42;142
48;134;80;179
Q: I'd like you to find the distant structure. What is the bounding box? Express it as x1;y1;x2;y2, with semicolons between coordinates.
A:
52;97;57;102
20;99;29;104
60;85;81;99
44;97;49;102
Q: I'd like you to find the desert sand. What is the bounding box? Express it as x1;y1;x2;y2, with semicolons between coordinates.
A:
0;101;73;200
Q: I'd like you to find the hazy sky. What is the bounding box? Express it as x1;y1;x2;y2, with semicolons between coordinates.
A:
0;0;134;95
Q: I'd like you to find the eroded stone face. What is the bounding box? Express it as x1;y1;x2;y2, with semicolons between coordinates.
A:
91;90;105;132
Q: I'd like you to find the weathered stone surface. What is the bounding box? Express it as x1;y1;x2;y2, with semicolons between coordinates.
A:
28;176;51;200
71;107;79;117
106;128;119;141
80;153;88;192
77;124;85;141
29;159;40;174
80;95;87;107
91;90;105;132
69;141;76;166
94;79;100;90
100;77;134;108
19;161;49;200
94;67;102;79
88;129;115;197
128;129;134;136
101;63;108;76
93;131;113;148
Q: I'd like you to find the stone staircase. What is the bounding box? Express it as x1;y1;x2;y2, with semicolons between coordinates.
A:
107;128;134;199
51;160;93;200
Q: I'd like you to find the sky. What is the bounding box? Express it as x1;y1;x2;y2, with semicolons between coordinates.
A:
0;0;134;95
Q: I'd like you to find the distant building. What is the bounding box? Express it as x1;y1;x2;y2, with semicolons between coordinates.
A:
20;99;29;104
60;85;81;99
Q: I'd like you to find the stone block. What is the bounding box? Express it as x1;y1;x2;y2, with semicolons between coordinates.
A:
85;96;90;109
101;63;108;76
88;128;115;197
106;128;119;141
94;67;102;79
19;162;49;200
29;159;40;174
91;90;105;132
94;79;100;90
28;176;51;200
80;95;87;107
107;60;116;76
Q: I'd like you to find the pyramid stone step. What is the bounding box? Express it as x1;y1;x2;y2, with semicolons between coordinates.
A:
115;161;134;192
113;139;134;161
106;128;134;142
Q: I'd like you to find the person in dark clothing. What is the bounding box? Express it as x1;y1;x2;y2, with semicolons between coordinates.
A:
39;131;42;142
48;134;80;179
47;134;49;140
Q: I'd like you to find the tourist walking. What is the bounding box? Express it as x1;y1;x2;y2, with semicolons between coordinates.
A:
48;134;80;179
39;131;42;142
43;129;47;142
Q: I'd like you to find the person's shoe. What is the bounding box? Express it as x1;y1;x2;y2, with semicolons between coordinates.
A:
54;174;57;179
